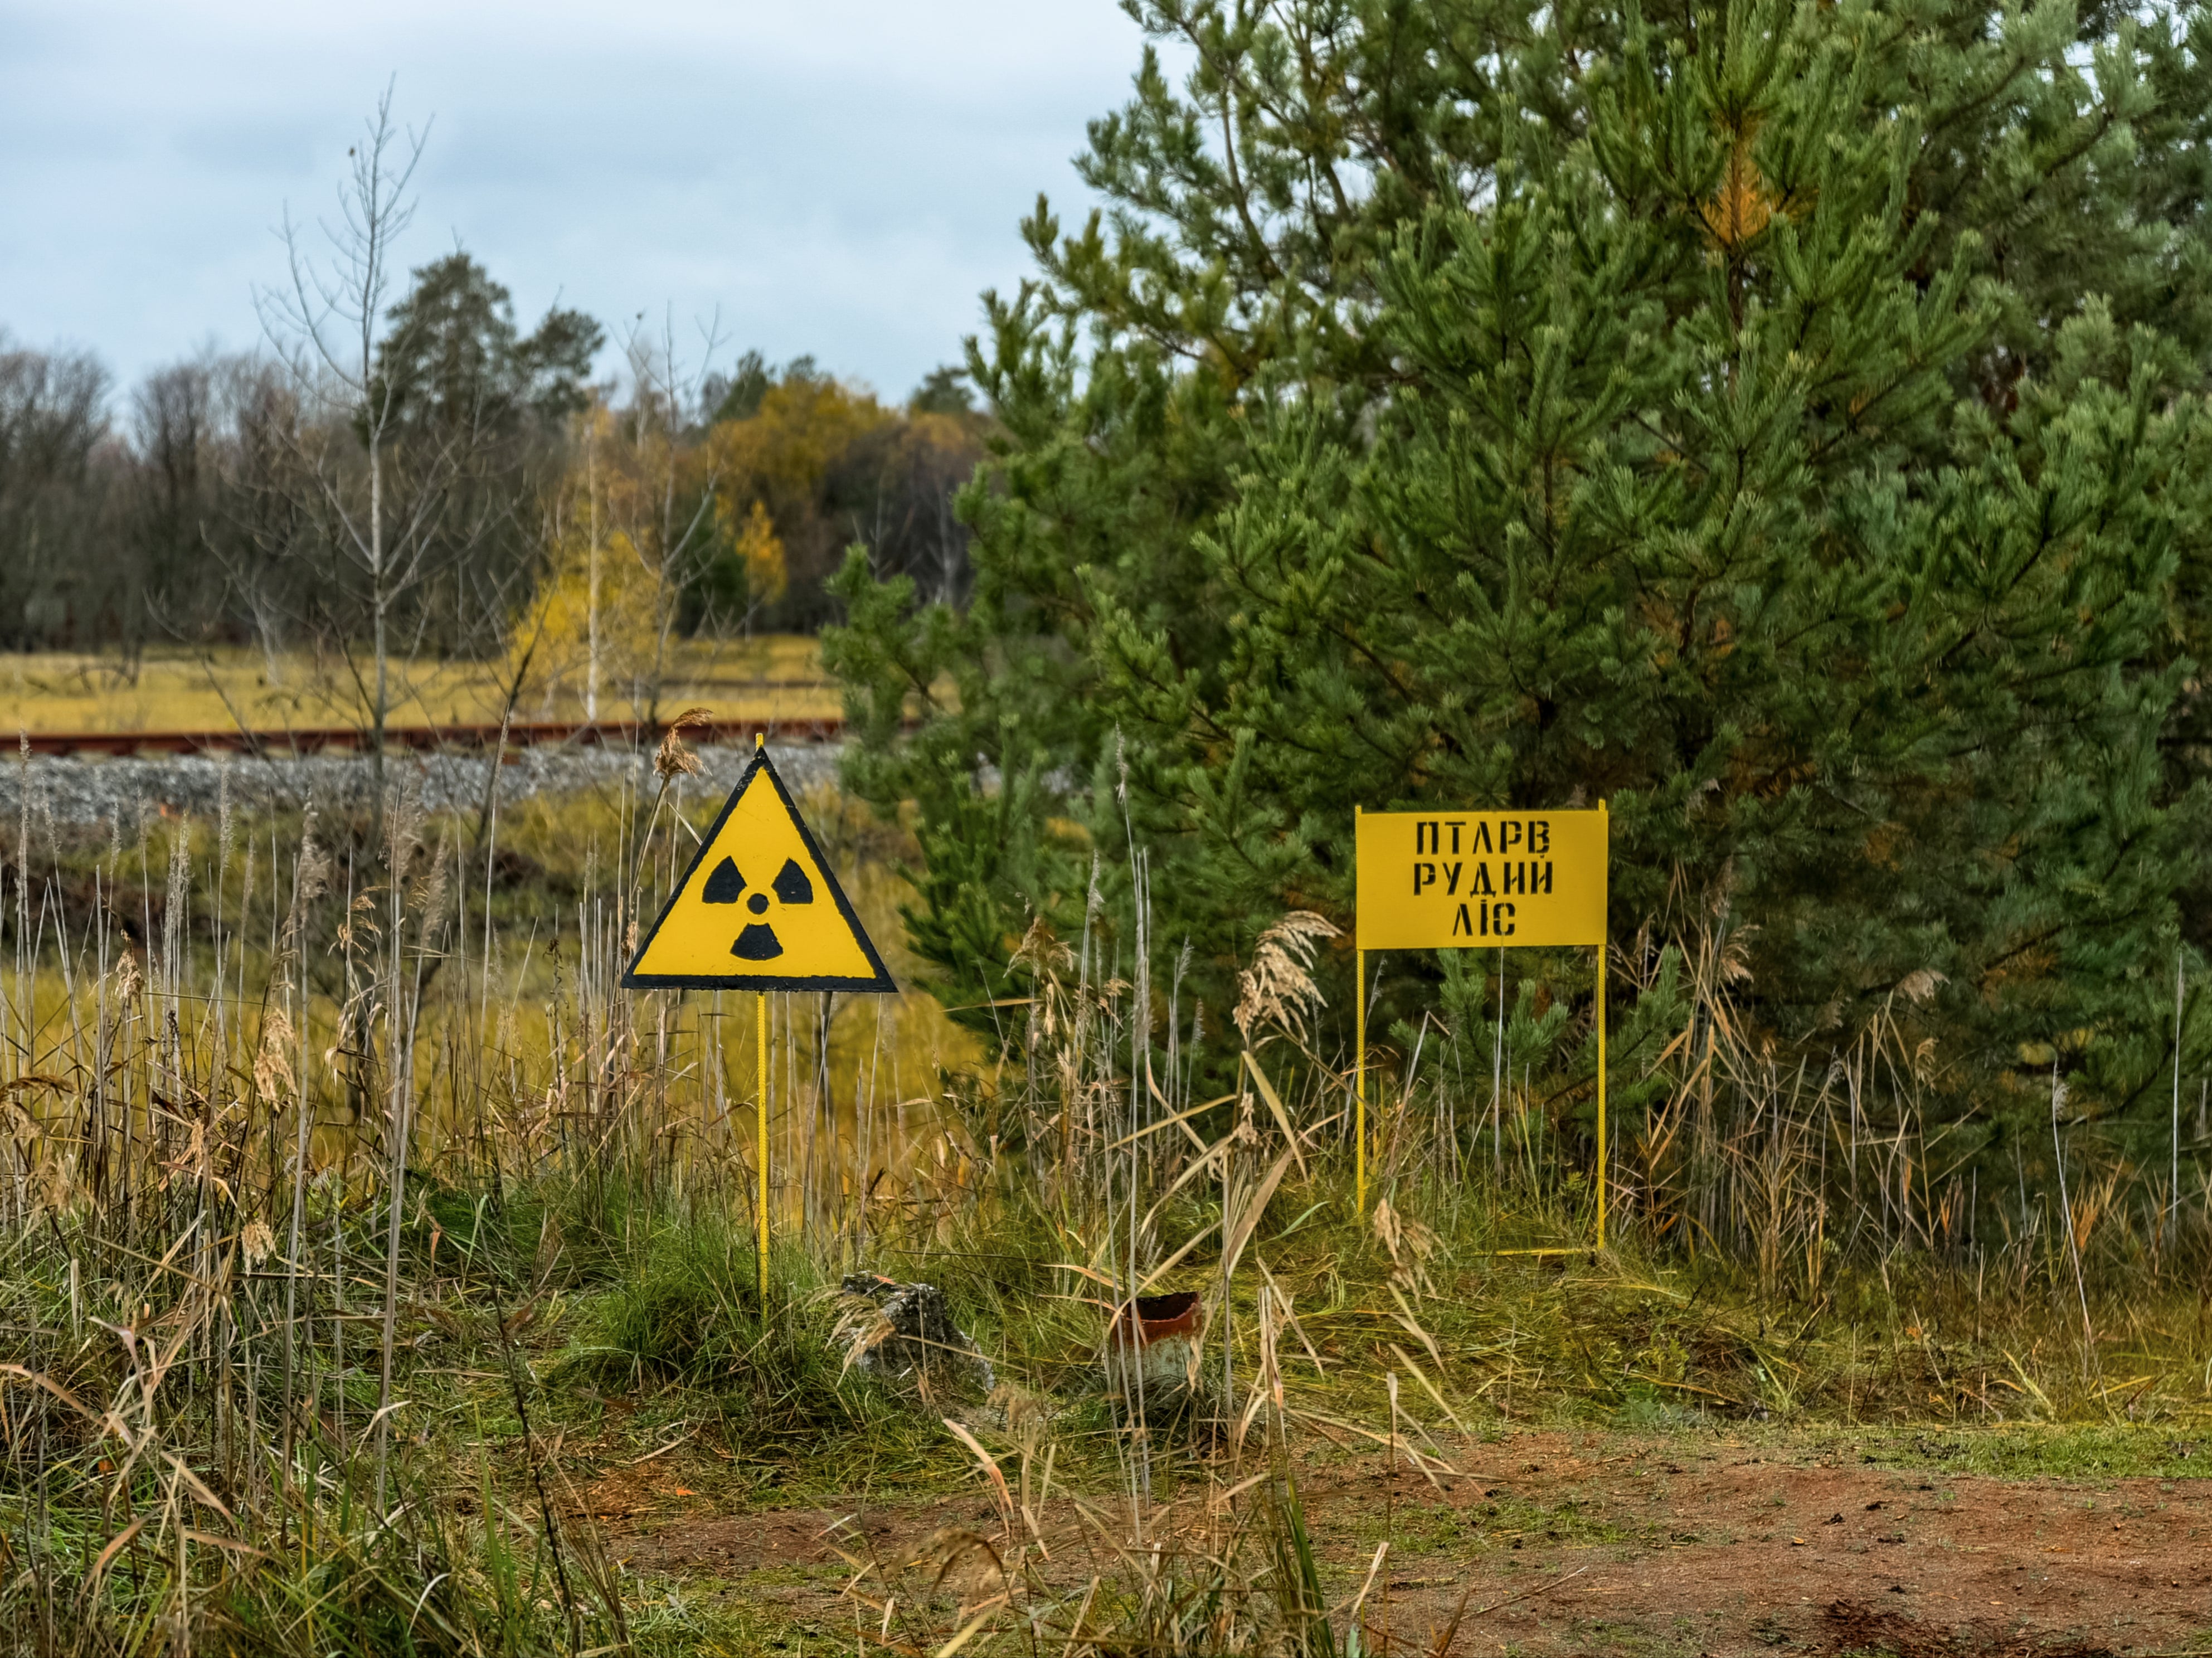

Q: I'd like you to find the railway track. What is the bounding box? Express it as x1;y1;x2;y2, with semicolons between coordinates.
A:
17;714;855;760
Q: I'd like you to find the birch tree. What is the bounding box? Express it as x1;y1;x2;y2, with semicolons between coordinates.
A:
255;81;429;799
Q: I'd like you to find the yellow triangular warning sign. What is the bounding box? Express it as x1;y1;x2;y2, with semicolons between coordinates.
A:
622;747;896;993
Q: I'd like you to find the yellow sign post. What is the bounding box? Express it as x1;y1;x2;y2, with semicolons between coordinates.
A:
623;737;896;1303
1353;804;1610;1244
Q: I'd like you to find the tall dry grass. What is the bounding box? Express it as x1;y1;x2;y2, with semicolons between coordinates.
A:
0;740;989;1653
0;735;2206;1653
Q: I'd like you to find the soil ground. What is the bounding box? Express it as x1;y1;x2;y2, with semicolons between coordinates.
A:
603;1428;2212;1656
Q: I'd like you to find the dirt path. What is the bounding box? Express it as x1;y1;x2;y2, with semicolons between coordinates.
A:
609;1431;2212;1655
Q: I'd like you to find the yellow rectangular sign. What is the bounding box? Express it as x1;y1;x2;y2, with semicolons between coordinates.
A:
1355;807;1607;949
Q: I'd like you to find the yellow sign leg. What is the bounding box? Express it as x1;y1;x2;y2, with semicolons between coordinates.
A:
1354;803;1366;1218
757;989;771;1309
1355;947;1367;1216
1596;940;1607;1252
1594;797;1609;1252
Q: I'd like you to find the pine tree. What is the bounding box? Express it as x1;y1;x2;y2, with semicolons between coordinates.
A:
372;251;601;436
827;0;2212;1130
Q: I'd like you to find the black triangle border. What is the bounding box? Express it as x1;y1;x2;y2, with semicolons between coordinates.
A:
620;746;898;994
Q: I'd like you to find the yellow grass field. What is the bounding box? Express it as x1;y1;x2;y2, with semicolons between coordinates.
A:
0;635;837;734
1;634;983;1139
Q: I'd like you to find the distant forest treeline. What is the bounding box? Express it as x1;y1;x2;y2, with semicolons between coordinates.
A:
0;251;983;660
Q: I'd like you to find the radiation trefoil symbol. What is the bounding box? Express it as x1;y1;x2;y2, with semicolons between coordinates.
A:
620;745;896;994
701;853;814;960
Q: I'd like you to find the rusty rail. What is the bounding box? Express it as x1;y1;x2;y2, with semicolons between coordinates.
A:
16;716;857;760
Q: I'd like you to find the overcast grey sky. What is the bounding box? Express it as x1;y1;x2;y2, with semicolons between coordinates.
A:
0;0;1145;405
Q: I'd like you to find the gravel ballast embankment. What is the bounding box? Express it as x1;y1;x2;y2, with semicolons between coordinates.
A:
0;741;847;830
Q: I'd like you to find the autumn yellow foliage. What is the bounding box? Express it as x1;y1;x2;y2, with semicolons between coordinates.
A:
505;368;977;711
703;376;892;602
720;498;789;605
